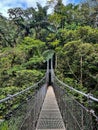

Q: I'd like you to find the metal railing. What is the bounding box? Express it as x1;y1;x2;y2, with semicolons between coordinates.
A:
0;57;98;130
0;76;47;130
53;76;98;130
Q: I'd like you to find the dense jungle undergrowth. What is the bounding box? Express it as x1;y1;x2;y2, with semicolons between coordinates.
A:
0;0;98;124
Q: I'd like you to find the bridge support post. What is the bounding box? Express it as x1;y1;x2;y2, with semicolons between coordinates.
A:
46;54;55;86
49;59;52;85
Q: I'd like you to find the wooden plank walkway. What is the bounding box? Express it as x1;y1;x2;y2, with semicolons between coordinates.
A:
36;86;66;130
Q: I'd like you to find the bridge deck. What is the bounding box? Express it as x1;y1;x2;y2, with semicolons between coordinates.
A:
36;86;66;130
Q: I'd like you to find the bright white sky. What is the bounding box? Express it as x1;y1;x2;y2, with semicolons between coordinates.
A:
0;0;80;17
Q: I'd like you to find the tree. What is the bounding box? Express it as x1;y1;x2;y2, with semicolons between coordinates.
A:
81;0;98;27
56;40;98;94
76;26;98;43
8;5;49;40
0;15;18;47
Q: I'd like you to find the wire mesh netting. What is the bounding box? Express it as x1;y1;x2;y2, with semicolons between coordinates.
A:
0;58;98;130
0;76;47;130
53;76;98;130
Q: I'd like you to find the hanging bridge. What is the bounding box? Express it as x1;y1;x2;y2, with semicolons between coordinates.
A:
0;58;98;130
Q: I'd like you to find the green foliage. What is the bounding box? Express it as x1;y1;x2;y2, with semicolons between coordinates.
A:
0;37;46;97
14;69;43;87
0;1;98;121
50;40;60;47
0;86;21;96
23;56;43;69
0;121;8;130
64;77;87;103
48;13;63;30
18;37;45;58
57;26;98;46
0;16;18;47
76;26;98;44
0;115;25;130
42;50;55;61
56;40;98;98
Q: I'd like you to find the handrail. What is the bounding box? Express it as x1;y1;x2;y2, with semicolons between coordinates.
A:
55;76;98;102
55;76;98;122
0;76;46;104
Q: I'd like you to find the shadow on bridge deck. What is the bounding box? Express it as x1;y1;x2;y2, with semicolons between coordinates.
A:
36;86;66;130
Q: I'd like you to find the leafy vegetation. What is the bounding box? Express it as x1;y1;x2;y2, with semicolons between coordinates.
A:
0;0;98;124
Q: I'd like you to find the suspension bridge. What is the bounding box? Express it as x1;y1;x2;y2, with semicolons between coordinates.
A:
0;58;98;130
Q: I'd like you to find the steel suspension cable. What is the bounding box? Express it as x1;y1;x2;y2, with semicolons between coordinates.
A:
0;76;46;104
54;75;98;124
55;76;98;102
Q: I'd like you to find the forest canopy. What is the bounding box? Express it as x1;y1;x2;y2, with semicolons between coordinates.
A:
0;0;98;114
